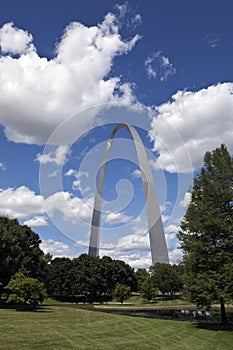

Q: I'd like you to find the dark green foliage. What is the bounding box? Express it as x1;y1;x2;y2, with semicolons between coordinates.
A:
71;254;104;299
46;254;137;301
113;283;131;304
5;272;47;307
0;216;46;292
46;257;73;297
150;263;184;295
178;145;233;324
140;277;157;302
109;258;137;292
135;268;150;291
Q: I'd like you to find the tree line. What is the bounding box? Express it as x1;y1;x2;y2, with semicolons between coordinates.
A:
0;216;183;304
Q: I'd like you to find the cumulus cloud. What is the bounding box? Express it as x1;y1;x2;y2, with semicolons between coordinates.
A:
24;216;48;227
0;22;34;54
104;211;133;224
120;253;152;269
0;186;45;218
40;239;73;258
145;51;176;81
99;222;182;267
35;145;69;165
0;185;94;227
150;83;233;173
0;182;179;266
45;191;93;225
168;247;183;265
0;14;140;145
132;169;141;178
99;230;150;266
0;162;6;170
179;191;192;208
165;224;180;243
65;168;89;191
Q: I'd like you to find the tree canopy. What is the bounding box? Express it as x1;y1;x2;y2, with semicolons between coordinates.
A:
5;272;47;307
0;216;46;292
150;263;184;296
178;144;233;324
140;276;157;302
135;268;150;292
46;254;137;301
113;283;131;304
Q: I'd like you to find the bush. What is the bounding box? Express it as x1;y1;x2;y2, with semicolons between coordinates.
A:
5;272;47;308
113;284;131;304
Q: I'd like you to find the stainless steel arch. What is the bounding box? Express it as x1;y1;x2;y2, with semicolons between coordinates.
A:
88;123;169;265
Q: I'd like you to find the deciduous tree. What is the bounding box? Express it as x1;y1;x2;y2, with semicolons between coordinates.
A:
5;272;47;308
135;268;150;292
0;217;46;291
150;263;183;295
113;283;131;304
140;277;157;302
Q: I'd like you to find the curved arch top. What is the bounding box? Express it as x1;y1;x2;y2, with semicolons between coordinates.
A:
88;123;169;265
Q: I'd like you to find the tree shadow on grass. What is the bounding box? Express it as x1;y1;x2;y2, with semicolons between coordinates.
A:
0;304;53;312
14;305;54;312
34;306;53;312
195;322;233;332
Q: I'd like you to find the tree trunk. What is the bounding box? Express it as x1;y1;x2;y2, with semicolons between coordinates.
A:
220;298;228;324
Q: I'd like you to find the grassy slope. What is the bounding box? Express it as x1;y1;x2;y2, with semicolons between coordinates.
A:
0;306;233;350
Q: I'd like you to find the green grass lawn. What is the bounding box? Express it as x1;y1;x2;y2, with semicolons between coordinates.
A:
0;305;232;350
119;294;195;306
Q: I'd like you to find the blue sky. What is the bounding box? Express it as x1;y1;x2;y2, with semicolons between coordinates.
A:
0;0;233;268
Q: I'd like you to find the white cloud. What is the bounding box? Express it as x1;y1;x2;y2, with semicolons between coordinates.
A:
104;211;133;224
165;224;180;244
24;216;48;227
112;252;152;269
150;83;233;173
204;35;219;48
145;56;156;78
132;169;141;178
0;15;140;145
179;191;192;208
115;3;142;30
65;168;89;191
0;22;34;54
131;14;142;28
0;162;6;170
0;186;45;218
0;185;93;227
165;224;180;235
35;145;69;165
48;170;60;178
168;247;183;265
132;216;142;224
145;51;176;81
40;239;73;258
100;234;150;260
45;191;93;225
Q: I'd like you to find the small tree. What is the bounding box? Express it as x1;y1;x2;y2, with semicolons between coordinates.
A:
113;283;131;304
140;277;157;302
135;268;150;292
5;272;47;308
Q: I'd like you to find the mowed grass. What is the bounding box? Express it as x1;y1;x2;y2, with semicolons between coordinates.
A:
0;306;232;350
116;294;195;307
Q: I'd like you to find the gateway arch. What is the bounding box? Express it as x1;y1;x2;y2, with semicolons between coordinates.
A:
88;123;169;265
